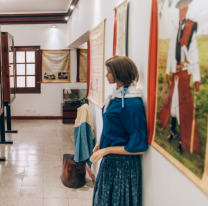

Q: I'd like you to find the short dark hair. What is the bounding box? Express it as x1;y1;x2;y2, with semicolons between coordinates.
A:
105;56;139;88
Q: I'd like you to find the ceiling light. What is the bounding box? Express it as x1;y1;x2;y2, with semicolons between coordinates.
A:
65;16;69;21
70;5;75;10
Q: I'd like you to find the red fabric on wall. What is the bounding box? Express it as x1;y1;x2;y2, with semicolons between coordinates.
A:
147;0;158;144
87;35;90;96
113;8;117;56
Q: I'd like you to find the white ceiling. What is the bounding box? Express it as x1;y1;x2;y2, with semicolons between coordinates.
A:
0;0;72;13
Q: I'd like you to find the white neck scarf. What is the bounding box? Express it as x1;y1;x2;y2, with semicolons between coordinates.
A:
103;82;142;113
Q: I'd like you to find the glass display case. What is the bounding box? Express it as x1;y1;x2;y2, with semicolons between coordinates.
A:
1;32;16;104
63;89;88;105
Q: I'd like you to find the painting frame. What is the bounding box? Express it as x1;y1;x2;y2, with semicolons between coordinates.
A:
150;0;208;196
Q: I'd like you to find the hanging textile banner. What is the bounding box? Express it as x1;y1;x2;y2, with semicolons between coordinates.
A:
88;20;106;108
151;0;208;196
42;50;70;83
77;49;87;82
113;0;127;56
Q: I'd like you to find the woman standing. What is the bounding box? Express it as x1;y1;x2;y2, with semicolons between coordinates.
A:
90;56;148;206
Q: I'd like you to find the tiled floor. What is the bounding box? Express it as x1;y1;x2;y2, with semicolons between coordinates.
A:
0;120;94;206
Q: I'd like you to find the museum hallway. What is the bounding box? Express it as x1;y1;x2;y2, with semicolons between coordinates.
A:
0;120;93;206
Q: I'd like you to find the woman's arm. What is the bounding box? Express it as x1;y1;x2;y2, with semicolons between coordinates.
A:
90;146;145;163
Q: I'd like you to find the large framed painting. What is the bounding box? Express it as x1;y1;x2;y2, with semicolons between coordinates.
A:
151;0;208;195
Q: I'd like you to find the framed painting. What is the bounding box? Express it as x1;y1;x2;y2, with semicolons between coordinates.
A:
151;0;208;195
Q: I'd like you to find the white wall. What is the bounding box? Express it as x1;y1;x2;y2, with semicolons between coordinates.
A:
67;0;208;205
1;24;87;116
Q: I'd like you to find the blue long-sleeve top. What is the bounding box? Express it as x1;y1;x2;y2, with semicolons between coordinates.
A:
99;97;148;153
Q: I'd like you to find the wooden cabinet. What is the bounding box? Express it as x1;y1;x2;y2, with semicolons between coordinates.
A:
62;104;79;124
1;32;16;104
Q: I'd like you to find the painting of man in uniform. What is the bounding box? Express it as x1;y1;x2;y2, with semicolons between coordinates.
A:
153;0;208;193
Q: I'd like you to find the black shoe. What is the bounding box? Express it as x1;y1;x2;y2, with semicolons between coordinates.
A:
167;131;176;142
177;142;183;154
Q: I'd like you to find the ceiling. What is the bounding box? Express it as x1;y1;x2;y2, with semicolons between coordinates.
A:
0;0;72;13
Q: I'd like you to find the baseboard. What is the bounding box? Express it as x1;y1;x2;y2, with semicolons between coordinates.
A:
5;116;62;120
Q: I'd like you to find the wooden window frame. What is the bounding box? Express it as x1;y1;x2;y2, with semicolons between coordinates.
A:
14;46;41;94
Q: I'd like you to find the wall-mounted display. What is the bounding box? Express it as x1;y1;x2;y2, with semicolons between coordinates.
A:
150;0;208;195
88;20;106;108
42;50;70;83
1;32;16;104
77;49;87;82
113;0;127;56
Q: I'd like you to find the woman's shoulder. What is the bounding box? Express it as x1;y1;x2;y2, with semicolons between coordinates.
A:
125;97;144;108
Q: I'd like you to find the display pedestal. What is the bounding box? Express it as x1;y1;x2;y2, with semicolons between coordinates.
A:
62;103;79;124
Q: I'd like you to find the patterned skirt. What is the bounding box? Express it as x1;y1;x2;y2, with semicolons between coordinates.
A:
93;154;142;206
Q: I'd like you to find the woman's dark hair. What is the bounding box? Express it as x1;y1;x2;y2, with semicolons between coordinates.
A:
105;56;139;88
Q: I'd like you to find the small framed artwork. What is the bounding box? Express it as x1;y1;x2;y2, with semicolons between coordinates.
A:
43;73;56;80
58;72;68;79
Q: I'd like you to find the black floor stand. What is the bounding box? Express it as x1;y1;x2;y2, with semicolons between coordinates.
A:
0;111;13;162
0;111;13;144
0;157;6;162
4;103;18;133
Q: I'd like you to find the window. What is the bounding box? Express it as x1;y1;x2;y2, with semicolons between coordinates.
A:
14;46;41;93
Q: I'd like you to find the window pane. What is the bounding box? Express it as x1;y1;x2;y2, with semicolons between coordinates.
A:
17;64;25;75
9;52;13;64
26;51;35;63
17;76;25;87
10;65;14;75
26;64;35;75
26;76;35;87
16;52;25;63
10;77;14;88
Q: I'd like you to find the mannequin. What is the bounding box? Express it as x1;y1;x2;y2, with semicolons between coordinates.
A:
90;56;148;206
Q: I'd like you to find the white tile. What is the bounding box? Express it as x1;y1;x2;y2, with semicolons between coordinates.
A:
44;175;63;187
68;199;92;206
20;186;44;198
24;167;44;176
0;185;21;198
22;176;43;186
18;198;44;206
0;176;24;186
44;168;62;177
44;187;67;199
0;198;18;206
44;198;68;206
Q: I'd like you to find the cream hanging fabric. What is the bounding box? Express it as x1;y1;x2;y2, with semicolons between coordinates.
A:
42;50;70;83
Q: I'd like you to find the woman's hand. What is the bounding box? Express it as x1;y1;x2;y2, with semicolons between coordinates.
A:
93;143;100;153
90;148;108;162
